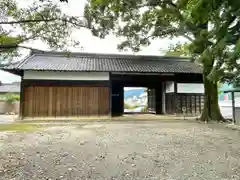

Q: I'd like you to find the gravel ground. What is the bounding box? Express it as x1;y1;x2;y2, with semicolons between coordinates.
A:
1;121;240;180
0;115;16;124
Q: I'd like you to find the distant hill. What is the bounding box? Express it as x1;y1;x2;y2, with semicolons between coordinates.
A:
124;88;145;99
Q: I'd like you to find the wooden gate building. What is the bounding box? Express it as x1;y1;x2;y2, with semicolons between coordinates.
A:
2;50;203;119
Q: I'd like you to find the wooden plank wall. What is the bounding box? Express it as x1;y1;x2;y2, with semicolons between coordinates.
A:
165;93;204;115
23;86;109;117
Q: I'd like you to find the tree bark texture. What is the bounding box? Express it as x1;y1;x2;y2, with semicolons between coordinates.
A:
199;65;225;122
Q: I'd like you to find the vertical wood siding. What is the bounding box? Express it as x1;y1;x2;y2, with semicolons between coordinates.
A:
165;93;204;115
23;86;109;117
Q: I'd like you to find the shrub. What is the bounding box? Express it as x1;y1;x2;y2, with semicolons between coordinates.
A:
4;93;20;104
141;104;148;112
124;103;139;109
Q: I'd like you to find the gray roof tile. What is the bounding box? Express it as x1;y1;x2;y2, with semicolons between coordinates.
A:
3;51;202;74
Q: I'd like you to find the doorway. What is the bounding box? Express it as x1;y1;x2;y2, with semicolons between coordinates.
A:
124;87;156;114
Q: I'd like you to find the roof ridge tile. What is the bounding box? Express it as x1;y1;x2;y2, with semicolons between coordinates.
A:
17;54;36;69
32;51;190;62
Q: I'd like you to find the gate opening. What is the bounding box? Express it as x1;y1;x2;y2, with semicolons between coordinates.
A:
124;87;156;114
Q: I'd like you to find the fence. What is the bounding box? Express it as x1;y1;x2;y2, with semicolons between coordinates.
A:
0;100;19;114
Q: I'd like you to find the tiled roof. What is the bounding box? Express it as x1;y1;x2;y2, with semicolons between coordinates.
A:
3;51;202;74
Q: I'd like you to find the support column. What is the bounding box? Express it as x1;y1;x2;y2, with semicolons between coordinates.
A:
232;91;236;124
119;85;124;116
111;81;123;117
162;82;166;114
174;81;178;114
147;88;155;113
155;83;162;114
109;73;112;116
19;78;25;120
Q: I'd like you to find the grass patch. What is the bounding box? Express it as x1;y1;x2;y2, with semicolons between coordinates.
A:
0;123;43;132
0;122;79;132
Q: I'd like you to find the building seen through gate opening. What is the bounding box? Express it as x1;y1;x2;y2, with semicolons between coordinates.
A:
124;87;156;114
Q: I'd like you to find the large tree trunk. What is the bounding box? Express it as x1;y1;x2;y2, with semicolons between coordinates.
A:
199;66;225;122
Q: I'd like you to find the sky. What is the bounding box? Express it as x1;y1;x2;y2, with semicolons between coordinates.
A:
0;0;187;83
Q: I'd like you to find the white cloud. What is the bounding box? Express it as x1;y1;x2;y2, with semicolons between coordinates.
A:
1;0;187;82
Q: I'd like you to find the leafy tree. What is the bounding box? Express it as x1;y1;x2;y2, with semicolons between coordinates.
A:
0;0;87;62
84;0;240;121
165;42;190;57
186;0;240;121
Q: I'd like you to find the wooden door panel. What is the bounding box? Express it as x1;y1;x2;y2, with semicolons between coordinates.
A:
23;86;109;117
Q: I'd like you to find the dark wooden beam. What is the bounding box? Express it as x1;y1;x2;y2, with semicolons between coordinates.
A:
110;73;203;84
23;79;110;87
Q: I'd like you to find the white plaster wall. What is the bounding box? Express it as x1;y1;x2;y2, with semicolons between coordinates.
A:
177;83;204;93
165;82;204;93
23;71;109;81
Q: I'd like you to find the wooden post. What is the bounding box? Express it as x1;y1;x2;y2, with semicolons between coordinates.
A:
174;81;177;114
147;88;150;112
119;85;124;116
162;82;166;114
190;95;192;114
199;95;202;113
194;95;197;114
19;79;24;120
155;83;162;114
232;91;236;124
109;73;112;117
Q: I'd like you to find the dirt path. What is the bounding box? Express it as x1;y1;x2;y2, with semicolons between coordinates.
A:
1;121;240;180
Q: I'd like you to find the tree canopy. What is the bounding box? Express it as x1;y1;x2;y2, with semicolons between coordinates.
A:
0;0;87;62
84;0;240;121
84;0;240;81
187;0;240;83
165;43;190;57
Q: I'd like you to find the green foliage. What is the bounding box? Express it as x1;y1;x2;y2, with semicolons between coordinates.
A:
140;104;148;112
165;43;190;57
84;0;240;81
0;123;41;132
2;93;20;104
0;0;86;62
84;0;240;121
124;103;139;110
124;103;131;109
84;0;195;52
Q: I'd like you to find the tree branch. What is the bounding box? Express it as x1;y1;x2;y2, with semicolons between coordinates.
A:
0;19;58;25
136;0;177;9
0;18;89;29
181;34;194;42
0;44;44;52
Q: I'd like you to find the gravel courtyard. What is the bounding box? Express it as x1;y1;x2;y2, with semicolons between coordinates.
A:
1;121;240;180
